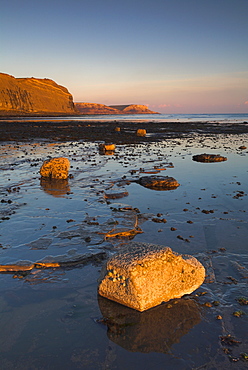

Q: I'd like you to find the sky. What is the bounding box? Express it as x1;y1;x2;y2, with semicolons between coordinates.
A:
1;0;248;113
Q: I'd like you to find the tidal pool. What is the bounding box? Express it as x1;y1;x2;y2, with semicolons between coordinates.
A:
0;134;247;369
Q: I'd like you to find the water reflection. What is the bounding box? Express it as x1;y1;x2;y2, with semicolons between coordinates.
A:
40;177;70;197
98;296;202;353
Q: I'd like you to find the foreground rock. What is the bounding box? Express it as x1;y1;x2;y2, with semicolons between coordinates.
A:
40;157;70;179
98;242;205;311
138;175;180;190
0;72;76;116
192;153;227;162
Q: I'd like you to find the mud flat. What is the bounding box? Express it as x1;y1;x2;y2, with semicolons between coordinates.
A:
0;118;248;143
0;123;247;369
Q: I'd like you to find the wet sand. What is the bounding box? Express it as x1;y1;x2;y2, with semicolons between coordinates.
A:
0;120;248;369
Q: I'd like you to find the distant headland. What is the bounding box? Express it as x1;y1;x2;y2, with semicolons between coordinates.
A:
0;73;159;116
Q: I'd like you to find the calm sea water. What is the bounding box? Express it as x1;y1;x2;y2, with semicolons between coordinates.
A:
6;113;248;123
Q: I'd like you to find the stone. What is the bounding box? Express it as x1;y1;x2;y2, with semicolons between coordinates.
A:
136;129;146;137
192;153;227;162
40;157;70;179
99;143;116;153
98;242;205;311
138;175;180;190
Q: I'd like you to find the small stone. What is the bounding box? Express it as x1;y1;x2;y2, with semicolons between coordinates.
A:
136;129;146;137
99;143;116;153
98;242;205;312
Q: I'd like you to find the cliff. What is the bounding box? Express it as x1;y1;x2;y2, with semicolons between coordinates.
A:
75;102;120;115
0;73;76;116
75;103;159;115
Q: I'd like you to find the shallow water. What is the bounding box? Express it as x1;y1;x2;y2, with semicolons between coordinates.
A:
0;134;247;369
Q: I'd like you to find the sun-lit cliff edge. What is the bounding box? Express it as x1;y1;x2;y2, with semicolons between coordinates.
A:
75;103;159;115
0;73;76;116
0;72;159;117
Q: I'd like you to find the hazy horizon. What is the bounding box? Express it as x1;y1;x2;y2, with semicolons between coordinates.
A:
2;0;248;114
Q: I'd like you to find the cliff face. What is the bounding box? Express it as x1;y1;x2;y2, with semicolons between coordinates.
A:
75;103;159;115
0;73;76;116
75;102;120;115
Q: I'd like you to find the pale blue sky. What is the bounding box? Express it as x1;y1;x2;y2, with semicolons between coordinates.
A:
1;0;248;113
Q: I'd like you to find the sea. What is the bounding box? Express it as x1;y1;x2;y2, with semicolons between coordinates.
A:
5;112;248;123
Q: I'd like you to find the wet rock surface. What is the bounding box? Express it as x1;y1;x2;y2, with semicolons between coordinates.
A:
40;157;70;179
192;153;227;162
138;175;180;190
98;242;205;311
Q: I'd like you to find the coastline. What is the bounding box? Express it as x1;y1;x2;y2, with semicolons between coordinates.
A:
0;119;248;143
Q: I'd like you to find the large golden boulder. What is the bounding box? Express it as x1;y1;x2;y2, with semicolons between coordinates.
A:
40;157;70;180
98;242;205;312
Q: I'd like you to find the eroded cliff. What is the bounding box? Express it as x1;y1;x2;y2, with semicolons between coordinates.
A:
75;102;158;115
0;73;76;116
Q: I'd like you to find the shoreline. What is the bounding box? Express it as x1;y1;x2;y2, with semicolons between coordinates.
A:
0;119;248;143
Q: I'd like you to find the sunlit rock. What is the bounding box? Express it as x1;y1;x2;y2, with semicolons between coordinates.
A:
98;295;201;353
138;175;180;190
98;242;205;311
136;129;146;137
0;72;75;116
192;153;227;162
99;143;116;154
40;157;70;179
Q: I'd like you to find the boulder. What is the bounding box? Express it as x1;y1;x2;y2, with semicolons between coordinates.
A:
136;129;146;137
40;157;70;179
192;153;227;162
98;242;205;311
138;175;180;190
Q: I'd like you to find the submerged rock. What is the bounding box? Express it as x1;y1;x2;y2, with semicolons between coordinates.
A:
98;242;205;311
192;154;227;162
138;175;180;190
40;157;70;179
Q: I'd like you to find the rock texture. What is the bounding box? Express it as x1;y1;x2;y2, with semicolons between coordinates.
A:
0;73;76;116
40;157;70;179
138;175;180;190
98;242;205;311
75;102;158;115
136;129;146;137
192;153;227;162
